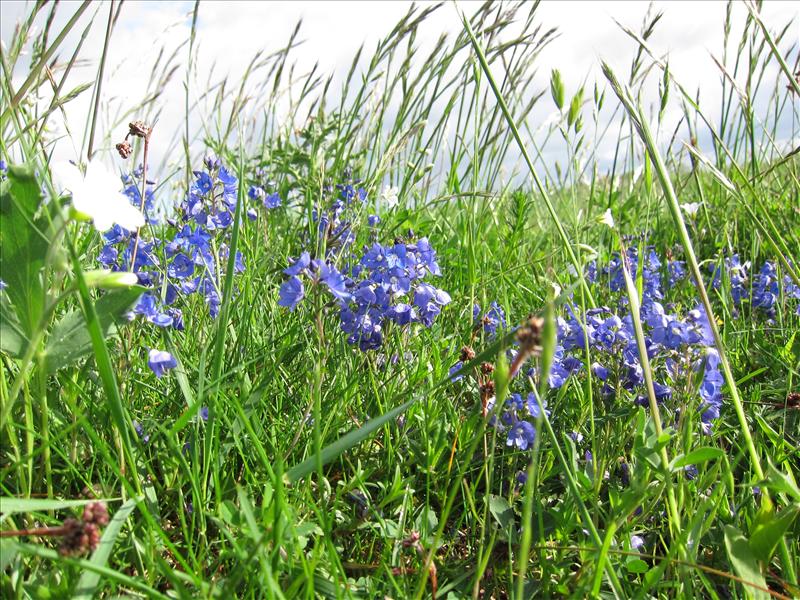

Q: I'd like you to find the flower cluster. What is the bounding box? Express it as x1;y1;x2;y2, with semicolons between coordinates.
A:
709;254;800;317
96;156;266;377
279;236;450;351
454;245;798;451
277;178;449;351
247;166;282;220
311;177;368;258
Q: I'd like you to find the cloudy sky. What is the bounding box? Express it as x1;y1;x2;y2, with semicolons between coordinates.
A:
2;1;797;178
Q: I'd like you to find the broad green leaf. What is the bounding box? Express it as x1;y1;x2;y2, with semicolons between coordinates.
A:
0;164;48;336
73;496;140;600
723;525;769;600
749;503;800;564
626;558;649;574
0;497;118;515
757;462;800;502
488;495;515;540
0;540;18;571
0;295;28;357
43;286;143;373
670;447;724;470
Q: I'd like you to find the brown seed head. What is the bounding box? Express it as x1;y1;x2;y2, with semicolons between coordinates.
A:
459;346;476;362
480;362;494;375
128;120;151;139
116;140;132;159
786;392;800;409
516;315;544;357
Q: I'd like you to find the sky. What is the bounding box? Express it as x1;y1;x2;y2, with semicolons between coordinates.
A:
2;0;798;180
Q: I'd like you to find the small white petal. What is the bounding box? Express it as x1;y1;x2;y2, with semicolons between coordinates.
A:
600;208;615;228
680;202;701;216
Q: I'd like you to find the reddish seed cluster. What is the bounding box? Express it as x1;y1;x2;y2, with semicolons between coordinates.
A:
58;502;109;557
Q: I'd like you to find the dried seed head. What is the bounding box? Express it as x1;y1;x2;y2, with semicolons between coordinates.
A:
460;345;476;362
786;392;800;409
516;315;544;357
480;362;494;376
479;380;495;399
128;120;151;139
116;140;132;159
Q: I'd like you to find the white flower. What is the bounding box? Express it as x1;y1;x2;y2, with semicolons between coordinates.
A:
680;202;702;216
51;159;145;231
599;208;615;228
381;185;399;209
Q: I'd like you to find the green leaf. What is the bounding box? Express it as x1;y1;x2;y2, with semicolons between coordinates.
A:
0;164;48;336
723;525;769;600
0;294;28;357
757;462;800;502
286;396;416;483
626;558;649;574
488;495;515;540
0;497;118;515
749;503;800;563
670;447;724;471
0;540;18;570
73;496;140;600
43;287;143;373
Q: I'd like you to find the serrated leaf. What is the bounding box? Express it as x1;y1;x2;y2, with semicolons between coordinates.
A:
43;286;143;373
749;503;800;563
723;525;769;600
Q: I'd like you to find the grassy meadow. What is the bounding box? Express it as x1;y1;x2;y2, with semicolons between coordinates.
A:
1;1;799;598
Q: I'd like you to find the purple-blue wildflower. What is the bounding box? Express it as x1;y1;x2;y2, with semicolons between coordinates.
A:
147;349;177;378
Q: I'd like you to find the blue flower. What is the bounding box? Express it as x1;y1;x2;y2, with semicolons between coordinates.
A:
284;252;310;276
475;301;506;336
148;349;177;378
319;263;351;304
526;393;550;419
278;276;305;311
264;192;282;209
368;214;380;227
507;421;536;450
168;254;195;279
